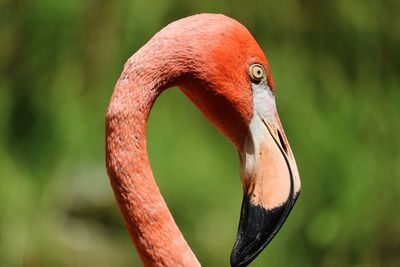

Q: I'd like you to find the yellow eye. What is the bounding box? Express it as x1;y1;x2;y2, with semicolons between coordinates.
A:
249;64;265;82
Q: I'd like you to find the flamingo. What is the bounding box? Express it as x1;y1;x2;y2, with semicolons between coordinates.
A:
105;14;301;267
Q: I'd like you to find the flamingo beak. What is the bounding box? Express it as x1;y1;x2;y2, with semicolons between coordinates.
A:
230;86;301;267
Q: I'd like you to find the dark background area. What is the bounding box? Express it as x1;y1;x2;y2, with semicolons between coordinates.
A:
1;0;399;266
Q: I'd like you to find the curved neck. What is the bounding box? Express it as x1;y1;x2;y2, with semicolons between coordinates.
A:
105;46;200;266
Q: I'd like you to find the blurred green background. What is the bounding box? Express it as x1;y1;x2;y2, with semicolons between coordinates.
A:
1;0;399;266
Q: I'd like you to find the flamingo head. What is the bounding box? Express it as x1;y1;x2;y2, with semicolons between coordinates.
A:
168;14;301;267
130;14;302;266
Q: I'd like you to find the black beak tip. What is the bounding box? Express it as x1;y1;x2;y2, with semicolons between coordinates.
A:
230;194;298;267
230;246;254;267
230;251;241;267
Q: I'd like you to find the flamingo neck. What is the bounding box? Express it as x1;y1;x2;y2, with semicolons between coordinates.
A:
105;49;200;266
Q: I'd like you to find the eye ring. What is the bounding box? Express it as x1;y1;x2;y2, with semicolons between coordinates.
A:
249;64;266;83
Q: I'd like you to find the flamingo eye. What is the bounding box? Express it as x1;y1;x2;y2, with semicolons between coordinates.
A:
249;64;265;83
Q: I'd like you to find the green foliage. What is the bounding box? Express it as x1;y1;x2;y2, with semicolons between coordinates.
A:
1;0;399;266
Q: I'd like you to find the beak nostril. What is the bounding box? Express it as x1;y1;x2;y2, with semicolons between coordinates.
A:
277;130;288;154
